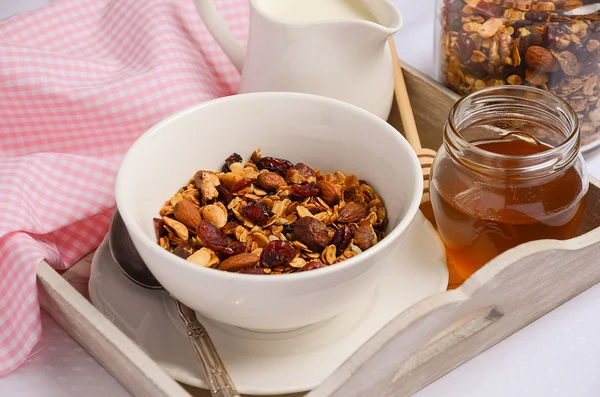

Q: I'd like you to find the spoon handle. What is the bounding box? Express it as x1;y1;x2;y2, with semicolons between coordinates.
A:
172;297;241;397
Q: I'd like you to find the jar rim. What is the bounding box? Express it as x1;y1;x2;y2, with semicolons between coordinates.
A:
446;85;581;166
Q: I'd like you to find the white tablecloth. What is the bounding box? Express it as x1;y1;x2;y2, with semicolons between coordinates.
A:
2;1;600;396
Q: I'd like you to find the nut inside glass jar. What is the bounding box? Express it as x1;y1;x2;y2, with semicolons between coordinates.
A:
154;149;389;275
430;85;589;287
436;0;600;146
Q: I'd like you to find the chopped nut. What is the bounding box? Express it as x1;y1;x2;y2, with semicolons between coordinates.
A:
471;50;487;63
507;74;523;85
587;40;600;53
195;171;220;201
296;205;314;218
162;216;188;241
478;18;503;39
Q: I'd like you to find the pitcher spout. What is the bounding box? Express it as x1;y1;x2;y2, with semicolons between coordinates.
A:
365;0;403;38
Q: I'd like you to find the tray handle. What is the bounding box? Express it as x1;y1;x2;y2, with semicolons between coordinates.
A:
308;290;504;397
391;304;504;383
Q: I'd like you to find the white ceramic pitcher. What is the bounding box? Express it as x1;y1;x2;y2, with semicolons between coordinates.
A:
194;0;403;120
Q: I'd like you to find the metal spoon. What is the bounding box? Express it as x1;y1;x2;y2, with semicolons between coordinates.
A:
108;209;241;397
564;3;600;16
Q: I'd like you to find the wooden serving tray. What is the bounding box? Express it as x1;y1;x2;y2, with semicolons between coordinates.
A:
37;64;600;397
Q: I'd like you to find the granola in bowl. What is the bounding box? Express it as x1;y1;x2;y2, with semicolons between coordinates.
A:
154;149;389;275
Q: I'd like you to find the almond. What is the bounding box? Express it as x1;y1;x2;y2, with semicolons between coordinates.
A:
525;46;558;73
317;180;341;205
337;202;368;224
218;253;260;272
174;199;202;229
257;171;286;191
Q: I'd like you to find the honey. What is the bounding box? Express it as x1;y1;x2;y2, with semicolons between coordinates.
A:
431;134;586;285
430;86;589;288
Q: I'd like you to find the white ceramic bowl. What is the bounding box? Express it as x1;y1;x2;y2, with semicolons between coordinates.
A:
115;92;423;332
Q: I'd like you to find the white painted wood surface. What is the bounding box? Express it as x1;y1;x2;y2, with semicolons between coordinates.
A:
36;64;600;397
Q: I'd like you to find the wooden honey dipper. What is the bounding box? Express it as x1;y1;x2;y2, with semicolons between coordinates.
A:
388;37;438;208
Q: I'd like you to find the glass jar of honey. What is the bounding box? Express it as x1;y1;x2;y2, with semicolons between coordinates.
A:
430;85;589;286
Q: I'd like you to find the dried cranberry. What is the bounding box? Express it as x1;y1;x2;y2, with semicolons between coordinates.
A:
544;24;563;47
221;152;243;173
572;43;592;62
292;216;331;252
525;12;549;22
216;185;233;206
260;241;297;268
241;267;265;275
512;20;533;30
153;218;168;239
448;11;462;31
213;241;247;257
242;201;273;226
255;157;294;176
299;261;324;272
197;220;227;248
476;2;504;18
457;32;476;62
331;225;355;256
230;178;254;194
291;183;320;197
470;61;494;77
581;59;599;75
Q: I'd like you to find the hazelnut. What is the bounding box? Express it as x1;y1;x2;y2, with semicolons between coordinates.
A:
173;243;194;259
257;171;287;191
353;220;377;251
337;202;368;224
292;216;331;252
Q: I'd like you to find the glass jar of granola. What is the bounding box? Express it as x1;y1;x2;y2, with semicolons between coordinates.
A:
435;0;600;148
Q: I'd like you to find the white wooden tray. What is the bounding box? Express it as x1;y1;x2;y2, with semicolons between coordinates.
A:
37;64;600;397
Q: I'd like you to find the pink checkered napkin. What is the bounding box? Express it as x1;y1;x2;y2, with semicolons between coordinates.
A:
0;0;248;375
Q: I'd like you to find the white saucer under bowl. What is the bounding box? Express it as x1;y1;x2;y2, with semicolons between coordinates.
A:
88;210;448;395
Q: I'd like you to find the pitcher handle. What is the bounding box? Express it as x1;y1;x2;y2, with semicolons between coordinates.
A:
193;0;245;72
